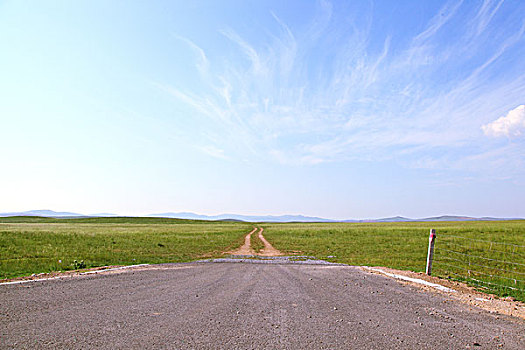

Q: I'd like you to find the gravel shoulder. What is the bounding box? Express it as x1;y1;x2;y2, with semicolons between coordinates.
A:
363;266;525;320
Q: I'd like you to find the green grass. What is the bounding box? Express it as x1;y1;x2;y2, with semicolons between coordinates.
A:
432;223;525;302
0;216;251;280
262;220;525;301
2;217;524;301
250;229;265;253
262;222;432;270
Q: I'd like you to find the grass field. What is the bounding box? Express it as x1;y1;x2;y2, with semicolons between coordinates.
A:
2;217;524;301
262;220;525;301
0;216;251;280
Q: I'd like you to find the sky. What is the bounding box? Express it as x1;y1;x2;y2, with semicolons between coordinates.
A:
1;0;524;219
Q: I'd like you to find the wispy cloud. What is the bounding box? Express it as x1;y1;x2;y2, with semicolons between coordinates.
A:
199;145;229;160
472;0;505;36
413;0;463;43
162;1;525;174
220;29;265;75
172;34;209;76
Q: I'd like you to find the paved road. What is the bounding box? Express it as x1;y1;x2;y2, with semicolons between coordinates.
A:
1;261;524;349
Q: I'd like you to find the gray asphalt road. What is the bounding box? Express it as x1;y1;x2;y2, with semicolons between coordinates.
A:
1;261;524;349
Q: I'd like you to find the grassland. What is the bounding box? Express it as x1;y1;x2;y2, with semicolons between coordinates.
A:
262;220;525;301
0;216;252;280
2;217;524;301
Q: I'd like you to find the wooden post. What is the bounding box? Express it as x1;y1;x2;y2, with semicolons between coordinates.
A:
426;229;436;275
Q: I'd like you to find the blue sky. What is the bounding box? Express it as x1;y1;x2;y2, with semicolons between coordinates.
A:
1;0;524;219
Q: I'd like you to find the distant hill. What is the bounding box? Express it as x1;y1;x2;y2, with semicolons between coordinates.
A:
147;212;333;222
0;209;84;217
88;213;119;217
360;215;524;222
416;215;524;222
419;215;476;222
0;210;522;222
143;213;524;222
369;216;412;222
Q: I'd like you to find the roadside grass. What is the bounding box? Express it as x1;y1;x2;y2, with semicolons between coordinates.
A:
250;228;265;254
0;217;251;280
432;223;525;302
262;220;525;301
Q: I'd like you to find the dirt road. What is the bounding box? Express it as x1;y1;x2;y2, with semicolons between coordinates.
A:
257;228;283;256
228;227;283;257
2;261;524;349
228;227;258;255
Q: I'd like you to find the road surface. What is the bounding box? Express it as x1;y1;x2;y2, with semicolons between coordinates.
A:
2;260;524;349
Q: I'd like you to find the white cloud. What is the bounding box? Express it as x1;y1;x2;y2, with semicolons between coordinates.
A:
482;105;525;137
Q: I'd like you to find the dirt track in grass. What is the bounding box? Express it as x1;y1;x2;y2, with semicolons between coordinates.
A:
228;227;257;255
227;227;283;256
257;228;283;256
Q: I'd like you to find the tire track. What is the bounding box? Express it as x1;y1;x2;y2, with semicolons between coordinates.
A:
257;228;283;256
228;228;257;255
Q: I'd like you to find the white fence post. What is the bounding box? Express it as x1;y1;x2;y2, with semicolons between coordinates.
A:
426;229;436;275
